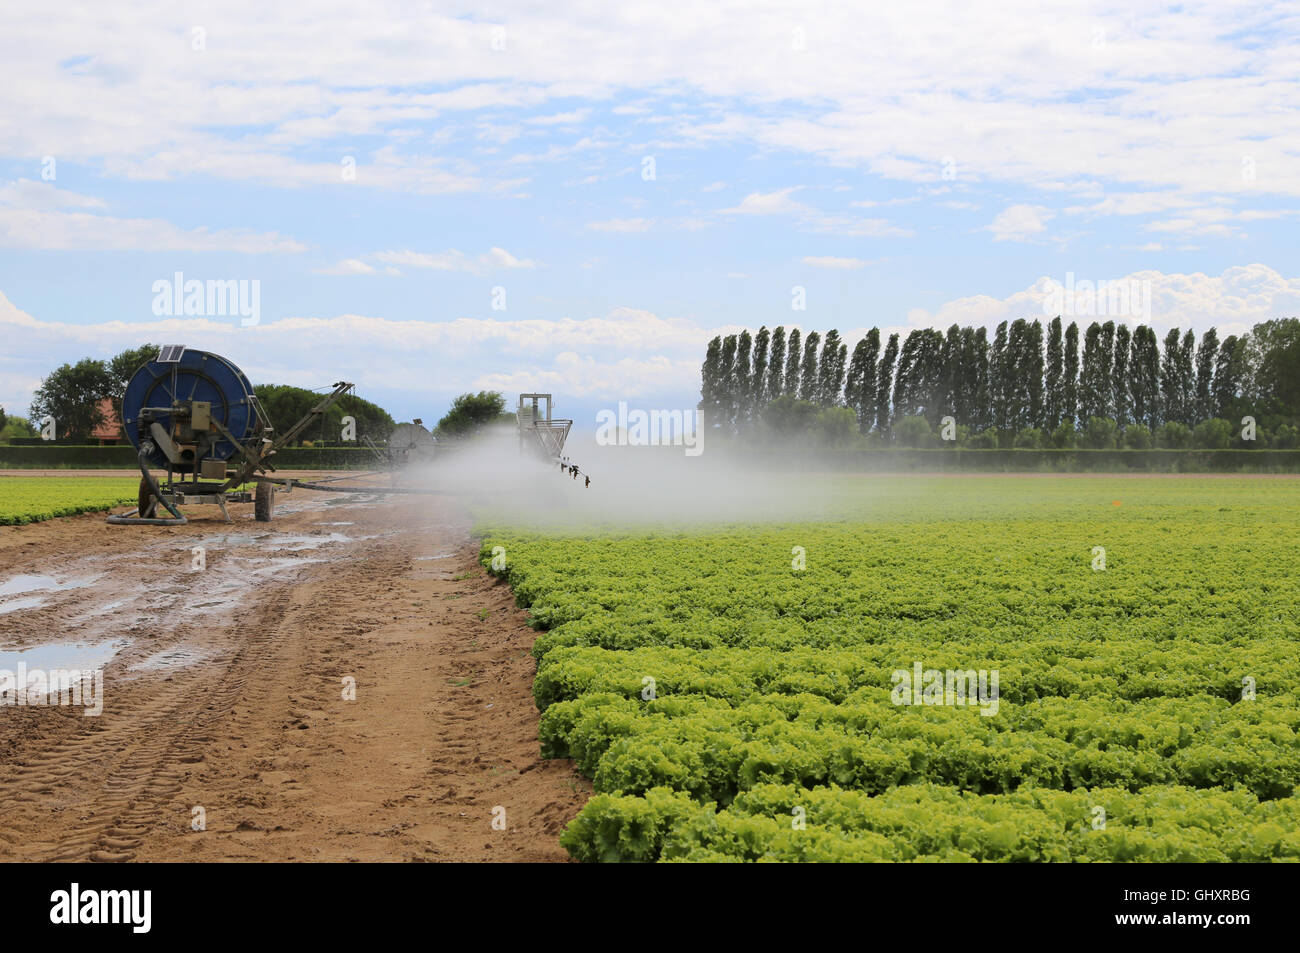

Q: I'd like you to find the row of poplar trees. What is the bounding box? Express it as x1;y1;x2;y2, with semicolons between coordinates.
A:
699;319;1251;436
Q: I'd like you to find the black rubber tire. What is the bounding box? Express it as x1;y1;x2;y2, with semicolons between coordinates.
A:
255;482;275;522
138;476;157;518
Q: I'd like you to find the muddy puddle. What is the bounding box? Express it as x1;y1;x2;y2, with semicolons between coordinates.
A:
0;639;126;675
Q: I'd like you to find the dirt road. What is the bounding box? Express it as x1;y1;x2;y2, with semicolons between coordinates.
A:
0;482;588;861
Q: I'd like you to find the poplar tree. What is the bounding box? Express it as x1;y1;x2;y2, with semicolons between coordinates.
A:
1194;327;1218;421
1063;321;1080;427
1044;317;1063;429
735;330;753;431
1160;328;1182;425
876;333;899;433
784;328;802;398
1112;323;1131;426
799;331;821;402
752;326;770;419
767;326;786;404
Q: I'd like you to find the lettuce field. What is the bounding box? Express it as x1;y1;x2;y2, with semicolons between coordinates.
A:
481;475;1300;862
0;476;140;525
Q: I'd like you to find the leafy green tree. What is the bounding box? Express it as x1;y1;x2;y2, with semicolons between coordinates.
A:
433;391;511;440
1049;420;1078;449
1063;322;1080;428
1177;329;1197;424
799;331;820;402
893;414;932;448
784;328;801;398
1;414;38;440
965;428;997;449
1272;423;1299;448
1192;417;1232;449
719;334;738;432
1194;328;1218;421
876;333;899;434
1123;423;1152;449
816;329;847;407
1014;427;1043;449
766;327;786;400
1247;318;1300;419
990;321;1009;432
1044;316;1063;429
699;336;724;425
971;327;991;431
1112;323;1131;426
735;330;753;429
1157;420;1192;449
29;358;114;440
1026;319;1045;429
845;330;879;433
254;383;395;443
751;326;770;419
0;405;5;432
1160;328;1183;425
1130;325;1161;429
1082;415;1118;449
1213;334;1245;419
761;394;819;436
811;406;857;447
1079;322;1111;422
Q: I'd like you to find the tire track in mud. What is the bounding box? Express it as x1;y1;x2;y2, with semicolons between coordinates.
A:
0;492;588;862
0;577;301;862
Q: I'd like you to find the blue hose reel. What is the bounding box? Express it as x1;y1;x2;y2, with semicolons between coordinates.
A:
122;347;260;473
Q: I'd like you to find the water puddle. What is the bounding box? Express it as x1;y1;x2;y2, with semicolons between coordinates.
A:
0;573;102;615
0;639;127;675
416;554;453;561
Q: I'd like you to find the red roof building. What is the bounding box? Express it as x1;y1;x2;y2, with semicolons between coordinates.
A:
91;398;123;444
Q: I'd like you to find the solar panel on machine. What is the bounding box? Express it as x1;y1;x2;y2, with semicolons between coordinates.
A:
157;344;186;362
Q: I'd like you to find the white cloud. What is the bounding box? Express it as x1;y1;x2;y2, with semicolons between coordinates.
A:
0;3;1296;213
987;204;1053;242
587;217;654;233
904;264;1300;338
0;293;719;414
314;258;376;276
371;246;537;274
721;188;809;215
0;178;305;253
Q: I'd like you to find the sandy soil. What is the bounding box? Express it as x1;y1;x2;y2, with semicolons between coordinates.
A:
0;477;588;862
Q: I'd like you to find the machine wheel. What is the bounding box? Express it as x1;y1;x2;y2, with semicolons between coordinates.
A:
137;476;158;518
255;481;275;522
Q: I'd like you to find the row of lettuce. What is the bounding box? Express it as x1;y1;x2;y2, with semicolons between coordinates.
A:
480;477;1300;861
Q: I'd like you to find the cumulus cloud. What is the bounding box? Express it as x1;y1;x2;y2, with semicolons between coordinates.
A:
0;179;305;253
721;188;809;216
902;264;1300;339
370;246;537;275
313;258;376;275
986;204;1053;242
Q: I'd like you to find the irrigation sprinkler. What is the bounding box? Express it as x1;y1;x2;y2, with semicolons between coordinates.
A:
107;346;355;525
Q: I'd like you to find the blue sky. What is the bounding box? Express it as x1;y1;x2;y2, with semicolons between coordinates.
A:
2;1;1298;431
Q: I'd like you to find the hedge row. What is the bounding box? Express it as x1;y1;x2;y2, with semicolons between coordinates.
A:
0;444;380;469
735;448;1300;472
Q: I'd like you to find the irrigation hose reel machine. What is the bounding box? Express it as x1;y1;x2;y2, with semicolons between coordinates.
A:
108;345;354;525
